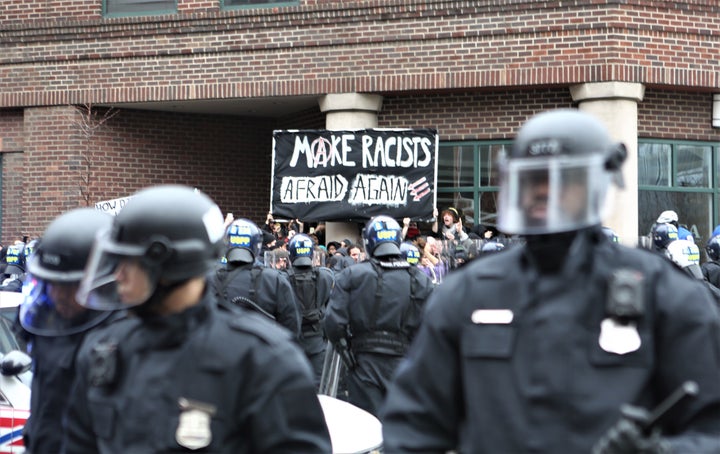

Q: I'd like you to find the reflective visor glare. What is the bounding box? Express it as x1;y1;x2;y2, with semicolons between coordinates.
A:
498;154;606;235
77;242;155;310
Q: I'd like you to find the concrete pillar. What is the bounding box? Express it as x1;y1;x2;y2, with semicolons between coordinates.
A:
570;82;645;247
318;93;384;246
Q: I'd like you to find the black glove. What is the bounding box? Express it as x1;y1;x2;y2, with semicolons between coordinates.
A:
592;404;672;454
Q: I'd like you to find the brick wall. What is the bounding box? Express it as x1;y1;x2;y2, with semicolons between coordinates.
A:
380;88;575;141
639;91;718;141
1;1;718;109
11;106;276;242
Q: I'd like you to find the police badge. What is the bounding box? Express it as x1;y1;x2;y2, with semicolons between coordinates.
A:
176;397;216;450
598;318;641;355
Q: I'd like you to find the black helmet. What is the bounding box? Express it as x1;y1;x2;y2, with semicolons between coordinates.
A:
4;243;25;275
498;109;626;235
653;223;678;250
362;215;402;257
77;185;226;310
225;218;263;264
399;242;420;266
19;208;113;336
288;233;315;267
706;235;720;261
601;226;620;243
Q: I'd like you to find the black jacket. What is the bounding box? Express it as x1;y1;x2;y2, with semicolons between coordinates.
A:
382;230;720;453
63;294;330;453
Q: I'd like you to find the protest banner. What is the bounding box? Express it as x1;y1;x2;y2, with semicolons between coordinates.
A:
271;129;438;222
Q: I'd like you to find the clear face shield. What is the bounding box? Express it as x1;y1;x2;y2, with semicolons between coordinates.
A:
19;275;112;336
76;229;160;311
497;154;610;235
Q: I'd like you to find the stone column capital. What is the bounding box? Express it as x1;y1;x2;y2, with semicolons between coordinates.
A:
570;82;645;103
318;93;383;114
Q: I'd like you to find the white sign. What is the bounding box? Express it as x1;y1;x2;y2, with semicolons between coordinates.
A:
95;196;133;216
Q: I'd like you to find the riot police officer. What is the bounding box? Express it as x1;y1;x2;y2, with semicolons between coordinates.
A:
64;185;331;453
323;215;434;416
17;208;117;453
208;218;301;339
0;242;26;291
702;235;720;289
284;233;334;385
381;109;720;452
651;222;679;255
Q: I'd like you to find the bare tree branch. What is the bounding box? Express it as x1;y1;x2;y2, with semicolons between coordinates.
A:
71;103;119;206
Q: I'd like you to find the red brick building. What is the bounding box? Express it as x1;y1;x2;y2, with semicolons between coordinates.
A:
1;0;719;246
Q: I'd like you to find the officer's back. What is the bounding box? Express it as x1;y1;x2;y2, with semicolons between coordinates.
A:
209;218;301;338
324;215;433;416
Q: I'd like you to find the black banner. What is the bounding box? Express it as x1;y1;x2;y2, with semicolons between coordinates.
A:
270;129;438;222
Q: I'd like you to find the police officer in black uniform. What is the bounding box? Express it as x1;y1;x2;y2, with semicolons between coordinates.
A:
702;235;720;290
63;185;331;453
284;233;334;386
0;242;27;292
323;215;434;417
17;208;117;454
381;109;720;452
208;217;301;339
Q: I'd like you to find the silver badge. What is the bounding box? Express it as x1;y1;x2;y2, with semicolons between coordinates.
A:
598;318;641;355
176;398;216;450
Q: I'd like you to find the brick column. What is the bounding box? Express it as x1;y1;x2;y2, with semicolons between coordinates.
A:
570;82;645;247
317;93;384;246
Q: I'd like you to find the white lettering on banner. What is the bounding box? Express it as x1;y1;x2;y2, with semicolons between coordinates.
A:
348;174;409;206
289;133;433;169
289;135;357;169
280;175;348;203
361;135;433;168
95;196;133;216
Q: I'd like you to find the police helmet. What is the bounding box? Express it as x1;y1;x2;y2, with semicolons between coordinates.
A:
656;210;679;226
706;235;720;261
497;109;626;235
20;208;113;336
225;218;263;264
601;226;619;243
4;243;25;276
77;185;226;310
652;223;678;250
399;242;421;266
363;215;402;257
288;233;315;267
666;239;703;279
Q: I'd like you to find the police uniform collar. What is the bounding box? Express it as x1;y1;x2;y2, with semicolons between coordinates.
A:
522;228;595;275
138;296;211;349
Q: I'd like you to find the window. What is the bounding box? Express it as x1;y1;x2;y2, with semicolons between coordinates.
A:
436;141;510;229
638;140;719;244
104;0;176;16
222;0;298;9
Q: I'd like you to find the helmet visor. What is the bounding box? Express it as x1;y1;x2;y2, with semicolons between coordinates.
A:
76;230;159;310
497;154;608;235
19;276;111;336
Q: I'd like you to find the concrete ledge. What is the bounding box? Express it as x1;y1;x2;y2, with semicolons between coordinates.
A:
318;93;383;113
570;82;645;103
